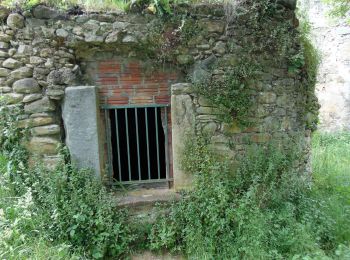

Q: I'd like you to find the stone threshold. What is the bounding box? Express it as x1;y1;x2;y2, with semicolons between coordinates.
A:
115;188;181;208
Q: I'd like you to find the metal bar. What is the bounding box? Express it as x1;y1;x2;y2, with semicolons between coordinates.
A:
104;109;113;183
101;104;169;109
135;108;141;180
114;110;122;182
155;108;160;179
125;109;132;181
145;108;151;180
111;178;174;185
164;107;169;181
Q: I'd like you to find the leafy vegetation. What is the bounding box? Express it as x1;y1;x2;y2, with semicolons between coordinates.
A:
150;132;350;259
323;0;350;23
0;102;134;259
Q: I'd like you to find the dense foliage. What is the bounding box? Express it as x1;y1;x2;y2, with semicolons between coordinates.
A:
323;0;350;23
150;133;350;259
0;102;134;259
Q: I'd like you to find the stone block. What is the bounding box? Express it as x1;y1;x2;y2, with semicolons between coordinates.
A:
62;86;103;177
0;68;9;77
11;67;33;79
18;116;55;128
31;124;60;136
23;93;43;103
24;97;56;114
2;93;23;104
27;136;60;155
3;58;21;69
171;87;196;191
13;78;40;94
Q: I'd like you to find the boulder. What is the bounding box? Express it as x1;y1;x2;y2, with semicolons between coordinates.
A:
47;68;75;85
13;78;40;94
7;13;25;29
2;58;21;69
32;5;60;19
11;67;33;79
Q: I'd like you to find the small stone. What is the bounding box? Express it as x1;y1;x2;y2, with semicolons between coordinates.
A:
33;67;50;80
197;44;210;50
47;68;75;85
7;13;24;29
213;41;226;55
112;21;129;30
122;35;137;43
3;58;21;69
30;56;43;65
10;67;33;79
32;5;60;19
31;124;60;136
17;45;33;55
13;78;40;94
0;32;12;42
24;97;55;114
23;93;43;103
56;28;69;38
47;89;65;100
27;136;60;155
30;116;55;126
40;48;52;58
0;86;12;93
258;92;277;104
0;41;9;48
177;54;194;65
8;48;16;56
105;31;120;43
2;93;23;104
0;50;9;58
0;68;10;77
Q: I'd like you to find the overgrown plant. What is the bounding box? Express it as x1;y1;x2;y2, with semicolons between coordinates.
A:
0;100;134;259
195;60;257;126
150;133;350;258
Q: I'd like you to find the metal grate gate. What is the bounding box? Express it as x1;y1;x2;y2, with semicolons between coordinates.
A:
103;105;171;185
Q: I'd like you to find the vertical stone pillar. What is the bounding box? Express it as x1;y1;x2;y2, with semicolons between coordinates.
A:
62;86;103;177
171;83;196;190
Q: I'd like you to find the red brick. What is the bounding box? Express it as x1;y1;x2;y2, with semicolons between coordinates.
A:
98;77;118;86
106;96;129;105
119;74;142;85
98;62;121;75
113;87;133;96
155;95;170;104
130;96;154;104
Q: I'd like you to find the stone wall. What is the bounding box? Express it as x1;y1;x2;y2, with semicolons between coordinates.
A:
302;0;350;131
0;3;314;189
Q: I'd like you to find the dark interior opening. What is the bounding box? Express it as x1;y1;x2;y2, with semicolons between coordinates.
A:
109;107;167;182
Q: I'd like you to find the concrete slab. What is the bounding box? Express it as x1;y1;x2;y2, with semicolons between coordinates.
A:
62;86;103;177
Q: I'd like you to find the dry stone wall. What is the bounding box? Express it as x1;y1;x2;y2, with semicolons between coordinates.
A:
0;3;315;188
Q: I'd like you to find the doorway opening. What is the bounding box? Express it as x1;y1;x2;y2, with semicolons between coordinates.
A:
104;105;171;186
